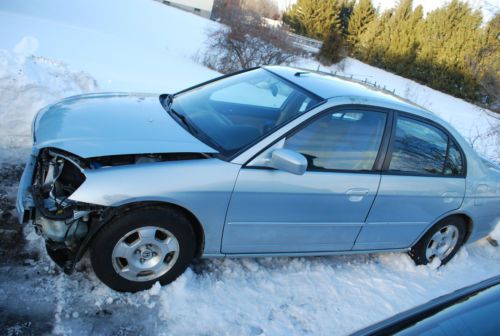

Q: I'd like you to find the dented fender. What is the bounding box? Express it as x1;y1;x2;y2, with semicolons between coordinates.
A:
69;158;241;255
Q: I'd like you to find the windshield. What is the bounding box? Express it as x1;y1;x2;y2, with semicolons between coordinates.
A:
165;68;322;158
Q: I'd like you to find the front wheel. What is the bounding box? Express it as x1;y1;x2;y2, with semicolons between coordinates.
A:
90;207;196;292
409;216;466;266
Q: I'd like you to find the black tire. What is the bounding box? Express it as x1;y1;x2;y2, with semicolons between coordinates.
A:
90;206;196;292
409;216;467;266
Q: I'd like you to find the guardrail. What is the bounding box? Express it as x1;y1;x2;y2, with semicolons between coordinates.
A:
286;32;323;53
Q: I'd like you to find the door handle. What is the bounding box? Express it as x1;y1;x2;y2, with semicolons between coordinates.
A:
346;188;370;202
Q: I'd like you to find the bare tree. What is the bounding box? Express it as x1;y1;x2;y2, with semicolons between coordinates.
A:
241;0;280;20
213;0;280;21
202;4;305;74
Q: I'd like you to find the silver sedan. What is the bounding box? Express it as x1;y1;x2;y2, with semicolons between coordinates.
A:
17;66;500;292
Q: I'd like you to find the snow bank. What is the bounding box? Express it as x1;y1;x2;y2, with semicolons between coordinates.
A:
35;238;499;335
297;57;500;162
0;0;219;92
0;38;98;164
148;239;500;335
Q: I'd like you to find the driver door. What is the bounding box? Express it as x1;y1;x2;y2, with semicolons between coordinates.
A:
222;109;389;254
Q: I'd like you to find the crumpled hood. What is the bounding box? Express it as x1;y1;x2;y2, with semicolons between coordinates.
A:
34;92;217;158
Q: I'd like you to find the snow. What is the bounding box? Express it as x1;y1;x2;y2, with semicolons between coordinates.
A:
0;44;98;165
2;223;499;335
0;0;219;92
0;1;499;335
12;36;39;56
152;247;500;335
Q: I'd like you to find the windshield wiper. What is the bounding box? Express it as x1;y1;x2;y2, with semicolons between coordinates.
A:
160;93;174;111
170;108;198;134
160;94;199;135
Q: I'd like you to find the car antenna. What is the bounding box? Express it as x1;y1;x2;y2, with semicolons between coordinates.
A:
294;71;309;77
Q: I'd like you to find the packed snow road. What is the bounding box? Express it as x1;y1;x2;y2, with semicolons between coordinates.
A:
1;164;499;335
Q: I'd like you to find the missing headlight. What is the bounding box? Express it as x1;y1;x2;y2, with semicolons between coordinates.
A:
31;149;91;245
33;149;86;219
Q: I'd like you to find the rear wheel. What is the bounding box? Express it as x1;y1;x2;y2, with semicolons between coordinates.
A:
90;207;196;292
410;216;466;266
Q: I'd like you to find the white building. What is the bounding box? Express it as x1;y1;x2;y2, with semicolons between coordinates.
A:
158;0;214;19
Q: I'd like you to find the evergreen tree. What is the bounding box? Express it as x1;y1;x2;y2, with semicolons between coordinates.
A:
347;0;376;51
286;0;498;108
283;0;343;40
318;27;347;65
357;9;392;66
477;13;500;107
358;1;422;75
415;0;483;99
385;1;423;74
338;0;355;37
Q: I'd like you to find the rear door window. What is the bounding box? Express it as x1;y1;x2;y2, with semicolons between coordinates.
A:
389;116;464;176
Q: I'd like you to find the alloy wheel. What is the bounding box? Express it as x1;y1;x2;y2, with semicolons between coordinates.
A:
111;226;180;282
425;224;459;262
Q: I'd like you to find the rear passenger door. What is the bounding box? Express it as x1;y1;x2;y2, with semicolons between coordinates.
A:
355;114;466;250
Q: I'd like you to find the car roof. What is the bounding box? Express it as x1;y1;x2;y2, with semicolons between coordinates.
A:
264;65;434;119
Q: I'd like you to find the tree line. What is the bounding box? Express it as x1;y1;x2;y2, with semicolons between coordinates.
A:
283;0;499;110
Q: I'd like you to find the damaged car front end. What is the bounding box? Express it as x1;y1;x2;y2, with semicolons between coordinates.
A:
16;92;220;276
19;148;105;272
18;147;211;273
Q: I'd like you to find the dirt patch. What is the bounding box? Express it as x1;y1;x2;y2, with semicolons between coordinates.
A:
0;164;36;265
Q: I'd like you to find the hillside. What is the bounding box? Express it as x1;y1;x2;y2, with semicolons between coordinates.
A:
0;0;219;92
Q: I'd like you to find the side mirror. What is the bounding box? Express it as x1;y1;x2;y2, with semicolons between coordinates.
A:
270;149;307;175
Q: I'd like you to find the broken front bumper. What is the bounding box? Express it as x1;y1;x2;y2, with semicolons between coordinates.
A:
16;149;38;224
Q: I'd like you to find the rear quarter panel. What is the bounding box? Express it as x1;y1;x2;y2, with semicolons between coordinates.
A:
463;165;500;242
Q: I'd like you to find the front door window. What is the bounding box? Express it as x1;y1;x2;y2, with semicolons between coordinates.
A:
284;110;387;171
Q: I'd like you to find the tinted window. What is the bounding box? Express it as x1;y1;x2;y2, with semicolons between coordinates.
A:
284;111;387;171
389;117;463;176
445;141;464;175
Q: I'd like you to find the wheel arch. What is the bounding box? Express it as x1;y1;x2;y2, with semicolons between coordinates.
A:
455;213;474;244
412;212;474;248
77;200;206;263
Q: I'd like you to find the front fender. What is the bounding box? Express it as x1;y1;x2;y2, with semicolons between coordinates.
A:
69;158;241;255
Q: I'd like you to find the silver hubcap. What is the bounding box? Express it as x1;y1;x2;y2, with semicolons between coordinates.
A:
112;226;180;282
425;225;459;262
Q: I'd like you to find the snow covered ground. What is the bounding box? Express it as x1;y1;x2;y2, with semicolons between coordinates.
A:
0;0;219;92
0;1;499;335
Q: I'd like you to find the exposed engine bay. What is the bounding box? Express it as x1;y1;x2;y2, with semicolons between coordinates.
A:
29;148;209;272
